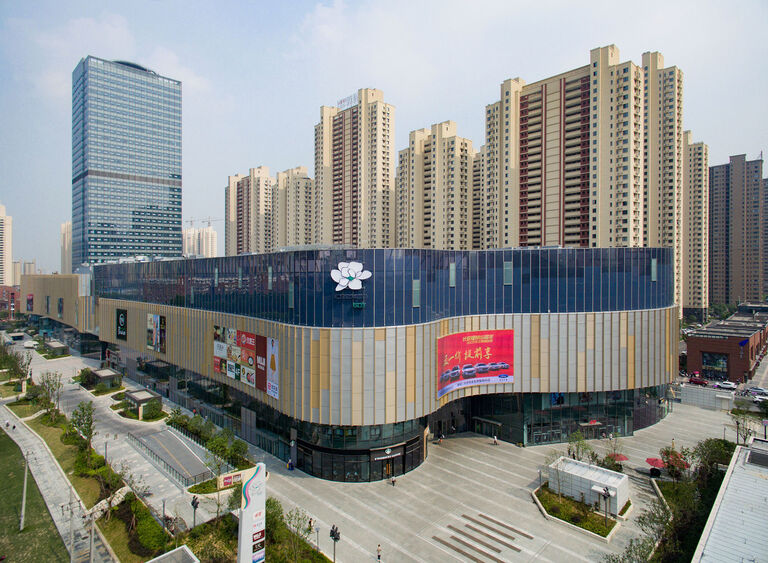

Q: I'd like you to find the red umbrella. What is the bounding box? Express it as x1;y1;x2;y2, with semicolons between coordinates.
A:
646;457;665;469
607;453;629;461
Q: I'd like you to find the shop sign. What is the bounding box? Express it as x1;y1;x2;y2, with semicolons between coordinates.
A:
370;445;404;463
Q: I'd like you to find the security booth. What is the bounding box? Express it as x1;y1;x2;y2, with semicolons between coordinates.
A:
125;389;163;421
547;456;629;515
46;340;69;357
93;368;120;389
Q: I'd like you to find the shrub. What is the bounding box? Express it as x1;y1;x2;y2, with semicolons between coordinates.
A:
112;392;125;401
549;505;560;515
25;385;44;403
142;398;163;420
188;414;204;435
265;497;284;544
95;382;109;394
136;514;167;551
79;368;97;388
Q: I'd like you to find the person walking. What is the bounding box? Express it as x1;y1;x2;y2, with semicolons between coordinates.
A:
391;475;396;487
377;544;382;561
493;435;498;446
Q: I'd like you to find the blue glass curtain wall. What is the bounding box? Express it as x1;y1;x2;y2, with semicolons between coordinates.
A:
94;247;674;328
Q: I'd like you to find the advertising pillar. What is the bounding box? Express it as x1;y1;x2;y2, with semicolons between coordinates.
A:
238;463;267;563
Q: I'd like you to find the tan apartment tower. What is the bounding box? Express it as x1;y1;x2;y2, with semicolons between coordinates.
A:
0;204;11;286
60;221;72;274
396;121;475;250
681;132;708;321
224;167;275;255
709;155;764;305
642;52;684;312
274;167;314;248
224;173;244;256
314;89;395;247
479;45;644;250
182;226;217;258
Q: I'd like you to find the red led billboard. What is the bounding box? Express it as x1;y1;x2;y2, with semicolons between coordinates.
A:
437;330;514;398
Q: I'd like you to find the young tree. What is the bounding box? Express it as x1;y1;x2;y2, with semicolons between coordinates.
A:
659;446;691;482
71;400;96;455
567;430;592;461
284;506;311;562
227;482;243;512
205;434;230;521
729;412;756;445
544;449;566;499
39;371;63;419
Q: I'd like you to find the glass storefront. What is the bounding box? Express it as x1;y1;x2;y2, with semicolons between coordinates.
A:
455;386;669;446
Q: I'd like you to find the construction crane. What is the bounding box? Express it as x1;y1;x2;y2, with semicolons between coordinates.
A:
185;216;224;228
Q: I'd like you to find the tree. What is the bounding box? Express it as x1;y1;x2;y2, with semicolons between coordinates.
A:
71;400;96;455
142;398;163;420
544;449;566;499
188;414;204;435
205;434;230;521
567;430;592;461
79;367;97;388
659;446;691;482
729;412;757;445
39;371;63;419
265;497;284;544
227;482;243;512
757;400;768;418
284;506;311;562
693;438;735;482
229;439;248;463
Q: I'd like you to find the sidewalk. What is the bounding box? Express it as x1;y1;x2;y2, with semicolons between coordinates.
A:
1;398;115;563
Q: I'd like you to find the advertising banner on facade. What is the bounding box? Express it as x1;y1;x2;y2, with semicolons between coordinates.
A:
213;326;275;396
237;463;267;563
267;338;279;400
437;330;514;398
26;294;33;312
116;309;128;340
146;314;166;353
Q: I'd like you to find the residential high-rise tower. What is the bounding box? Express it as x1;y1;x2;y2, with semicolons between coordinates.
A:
396;121;475;249
681;132;708;321
182;226;217;258
274;167;314;249
0;204;12;286
60;221;72;274
314;89;395;247
709;155;764;305
71;57;182;266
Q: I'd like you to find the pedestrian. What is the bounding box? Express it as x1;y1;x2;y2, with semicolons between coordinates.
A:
493;435;498;446
391;476;396;487
4;421;8;428
12;425;15;431
377;544;382;561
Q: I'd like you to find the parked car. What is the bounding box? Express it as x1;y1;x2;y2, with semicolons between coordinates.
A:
462;364;477;378
754;395;768;405
748;386;767;394
713;381;737;390
688;376;708;386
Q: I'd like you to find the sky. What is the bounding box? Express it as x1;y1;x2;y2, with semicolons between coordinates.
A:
0;0;766;273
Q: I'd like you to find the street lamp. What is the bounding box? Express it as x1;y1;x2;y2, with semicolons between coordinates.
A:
600;486;612;528
329;524;340;562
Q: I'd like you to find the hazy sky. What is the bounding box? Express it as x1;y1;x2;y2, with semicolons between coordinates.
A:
1;0;766;272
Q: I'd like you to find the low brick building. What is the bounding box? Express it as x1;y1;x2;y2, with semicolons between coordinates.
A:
686;305;768;383
0;285;20;317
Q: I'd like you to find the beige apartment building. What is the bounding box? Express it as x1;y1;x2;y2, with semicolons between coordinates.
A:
274;167;314;249
709;155;764;305
60;221;72;274
182;226;217;258
682;132;708;321
480;45;644;250
314;88;395;248
0;204;11;286
642;52;684;312
224;167;275;255
396;121;475;250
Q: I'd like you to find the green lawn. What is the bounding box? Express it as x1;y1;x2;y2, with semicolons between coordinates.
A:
27;416;102;508
0;430;69;561
7;399;43;418
98;515;147;563
0;380;21;398
93;385;125;397
536;483;616;537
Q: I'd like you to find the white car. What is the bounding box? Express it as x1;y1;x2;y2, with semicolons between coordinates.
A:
714;381;737;390
754;395;768;405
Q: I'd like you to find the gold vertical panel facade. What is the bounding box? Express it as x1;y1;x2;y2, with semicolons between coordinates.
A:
319;330;330;424
406;326;416;405
530;314;541;381
310;336;320;411
351;339;363;426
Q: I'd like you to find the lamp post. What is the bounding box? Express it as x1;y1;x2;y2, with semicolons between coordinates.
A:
329;524;340;562
601;487;611;528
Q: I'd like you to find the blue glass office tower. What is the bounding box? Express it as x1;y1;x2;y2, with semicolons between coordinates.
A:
72;57;182;266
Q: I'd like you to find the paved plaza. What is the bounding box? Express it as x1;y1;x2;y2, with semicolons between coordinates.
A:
3;336;750;562
265;403;732;562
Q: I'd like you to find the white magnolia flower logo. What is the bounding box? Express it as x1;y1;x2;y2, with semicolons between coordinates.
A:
331;261;371;292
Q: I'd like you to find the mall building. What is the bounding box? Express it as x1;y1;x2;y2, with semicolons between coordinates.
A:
22;247;677;482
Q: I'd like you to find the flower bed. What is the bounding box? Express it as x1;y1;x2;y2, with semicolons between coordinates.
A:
535;483;617;537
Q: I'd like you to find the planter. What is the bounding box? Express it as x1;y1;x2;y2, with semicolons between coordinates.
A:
531;485;620;544
616;499;634;521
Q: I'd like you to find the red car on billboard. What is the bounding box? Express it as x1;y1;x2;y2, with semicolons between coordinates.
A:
437;330;514;398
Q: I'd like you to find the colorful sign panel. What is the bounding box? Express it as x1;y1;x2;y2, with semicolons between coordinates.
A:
116;309;128;340
146;314;166;354
26;294;33;312
437;330;514;398
237;463;267;563
213;326;278;399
